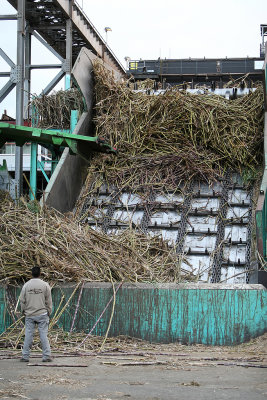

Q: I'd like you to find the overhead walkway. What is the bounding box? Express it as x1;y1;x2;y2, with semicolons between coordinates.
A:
6;0;125;75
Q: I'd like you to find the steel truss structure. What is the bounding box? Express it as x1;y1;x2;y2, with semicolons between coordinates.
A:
0;0;125;197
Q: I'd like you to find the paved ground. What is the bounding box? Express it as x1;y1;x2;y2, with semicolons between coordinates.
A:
0;340;266;400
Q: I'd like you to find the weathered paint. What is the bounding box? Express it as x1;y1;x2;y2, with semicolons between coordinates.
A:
1;283;266;345
256;193;265;257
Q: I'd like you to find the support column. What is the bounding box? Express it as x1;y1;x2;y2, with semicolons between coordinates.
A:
30;142;37;200
25;26;37;201
260;44;267;192
65;12;72;89
70;110;78;133
15;0;25;198
24;24;31;116
65;18;72;89
266;66;267;104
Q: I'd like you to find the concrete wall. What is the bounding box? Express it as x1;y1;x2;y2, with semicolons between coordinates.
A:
1;283;266;345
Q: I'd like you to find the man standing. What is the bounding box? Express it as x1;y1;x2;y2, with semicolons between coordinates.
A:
20;266;53;362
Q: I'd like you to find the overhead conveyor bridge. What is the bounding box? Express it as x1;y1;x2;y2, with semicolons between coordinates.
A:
6;0;125;75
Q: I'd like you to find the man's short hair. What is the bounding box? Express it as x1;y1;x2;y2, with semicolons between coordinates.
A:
32;266;40;278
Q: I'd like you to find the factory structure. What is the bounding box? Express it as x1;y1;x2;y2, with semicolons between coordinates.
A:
0;1;266;346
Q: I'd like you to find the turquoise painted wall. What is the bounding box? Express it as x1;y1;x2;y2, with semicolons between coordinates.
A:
0;283;266;345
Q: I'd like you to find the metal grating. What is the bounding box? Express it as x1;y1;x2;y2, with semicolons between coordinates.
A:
176;181;194;255
245;186;254;283
211;172;230;283
79;173;255;284
140;191;156;233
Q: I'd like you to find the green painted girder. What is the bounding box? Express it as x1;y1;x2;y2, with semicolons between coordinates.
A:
0;122;116;159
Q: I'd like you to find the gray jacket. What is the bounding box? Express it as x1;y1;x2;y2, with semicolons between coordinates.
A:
20;278;52;317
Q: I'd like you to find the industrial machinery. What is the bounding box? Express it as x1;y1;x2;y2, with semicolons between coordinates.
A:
126;27;266;88
0;0;266;348
0;122;116;158
126;57;265;87
78;174;255;285
0;0;125;201
0;0;266;287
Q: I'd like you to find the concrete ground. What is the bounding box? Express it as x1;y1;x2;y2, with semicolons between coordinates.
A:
0;334;266;400
0;351;266;399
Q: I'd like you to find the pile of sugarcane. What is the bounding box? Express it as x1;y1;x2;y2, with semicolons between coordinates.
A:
88;61;264;192
1;324;266;353
0;194;193;284
28;62;264;190
30;88;84;130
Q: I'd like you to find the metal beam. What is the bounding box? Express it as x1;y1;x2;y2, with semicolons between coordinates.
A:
0;14;17;20
66;19;72;72
31;25;66;30
37;160;50;183
42;69;65;95
25;26;37;202
0;48;16;104
65;18;72;89
0;80;16;102
0;48;15;68
0;122;117;158
24;26;31;113
15;0;25;198
70;110;78;133
29;64;62;69
31;30;64;62
30;142;37;200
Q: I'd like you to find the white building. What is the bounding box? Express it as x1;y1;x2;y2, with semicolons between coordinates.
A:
0;111;52;173
0;142;51;172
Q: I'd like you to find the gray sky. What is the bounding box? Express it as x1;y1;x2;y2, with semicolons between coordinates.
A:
0;0;266;117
